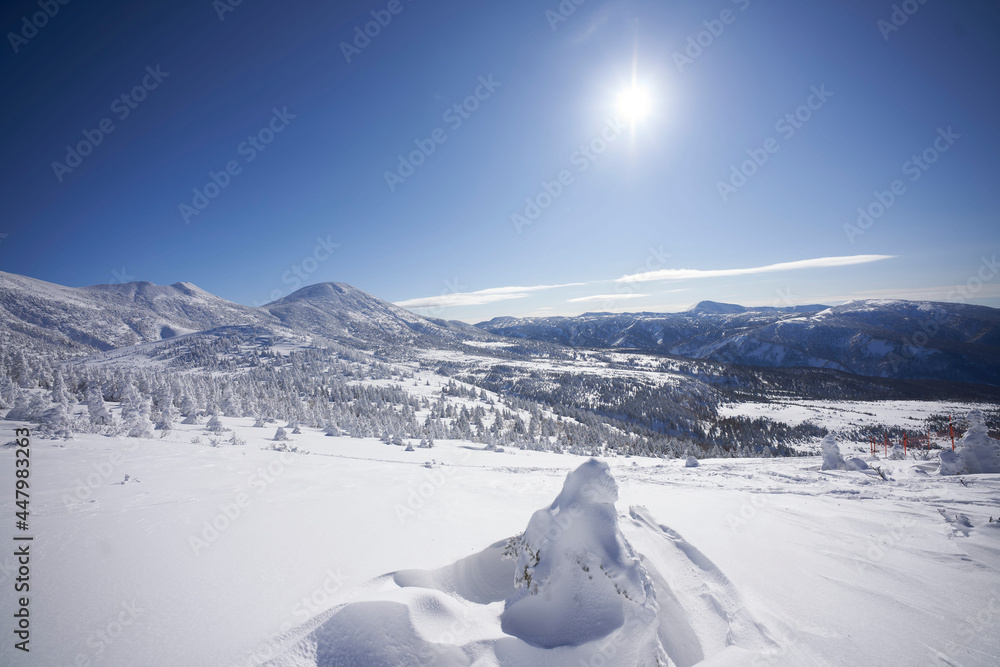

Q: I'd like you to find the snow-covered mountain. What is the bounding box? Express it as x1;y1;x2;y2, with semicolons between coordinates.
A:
261;282;499;349
0;272;502;356
0;270;279;353
477;299;1000;386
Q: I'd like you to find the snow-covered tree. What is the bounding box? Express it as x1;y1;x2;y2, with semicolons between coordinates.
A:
40;403;73;440
205;414;225;433
116;385;154;438
87;386;112;427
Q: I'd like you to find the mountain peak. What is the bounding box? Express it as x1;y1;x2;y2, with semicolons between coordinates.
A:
686;300;748;315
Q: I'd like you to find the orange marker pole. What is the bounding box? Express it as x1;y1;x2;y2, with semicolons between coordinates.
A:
903;433;908;455
884;433;888;457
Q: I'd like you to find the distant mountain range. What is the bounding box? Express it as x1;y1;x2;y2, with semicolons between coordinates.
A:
2;271;998;387
0;272;500;355
477;299;1000;386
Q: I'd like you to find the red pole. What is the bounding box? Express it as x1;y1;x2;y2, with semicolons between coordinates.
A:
903;433;907;455
949;415;955;451
884;433;888;456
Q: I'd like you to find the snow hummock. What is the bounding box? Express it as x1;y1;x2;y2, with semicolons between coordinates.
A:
500;459;655;649
820;434;845;470
940;410;1000;475
821;434;869;472
261;458;780;666
685;456;700;467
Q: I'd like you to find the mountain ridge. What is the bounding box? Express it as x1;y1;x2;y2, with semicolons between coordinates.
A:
476;299;1000;386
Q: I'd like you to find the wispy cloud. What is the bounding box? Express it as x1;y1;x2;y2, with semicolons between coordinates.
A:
396;255;898;311
616;255;895;283
395;283;586;309
567;293;648;303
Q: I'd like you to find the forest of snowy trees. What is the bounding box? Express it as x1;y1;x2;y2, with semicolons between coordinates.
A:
0;324;830;458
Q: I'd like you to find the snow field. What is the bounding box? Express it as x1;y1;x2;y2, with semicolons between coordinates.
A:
1;409;998;666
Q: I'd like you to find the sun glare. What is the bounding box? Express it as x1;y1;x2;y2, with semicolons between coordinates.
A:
617;85;651;124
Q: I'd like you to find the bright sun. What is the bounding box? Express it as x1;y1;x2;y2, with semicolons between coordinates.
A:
617;86;651;124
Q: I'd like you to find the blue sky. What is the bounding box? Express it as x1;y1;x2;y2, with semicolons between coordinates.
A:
1;0;998;322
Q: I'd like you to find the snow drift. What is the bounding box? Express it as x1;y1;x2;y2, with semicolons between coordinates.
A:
940;410;1000;475
262;459;775;666
499;459;657;650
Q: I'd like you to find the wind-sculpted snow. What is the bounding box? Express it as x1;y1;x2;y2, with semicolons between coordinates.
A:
499;459;652;649
264;460;774;666
820;434;869;472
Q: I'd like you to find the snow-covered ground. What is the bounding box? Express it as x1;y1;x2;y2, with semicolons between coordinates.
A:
2;414;999;666
719;399;990;452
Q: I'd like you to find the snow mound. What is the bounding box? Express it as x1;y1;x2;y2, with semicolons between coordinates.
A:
263;460;776;666
820;434;846;470
844;457;870;472
940;411;1000;476
499;459;655;649
685;456;699;467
